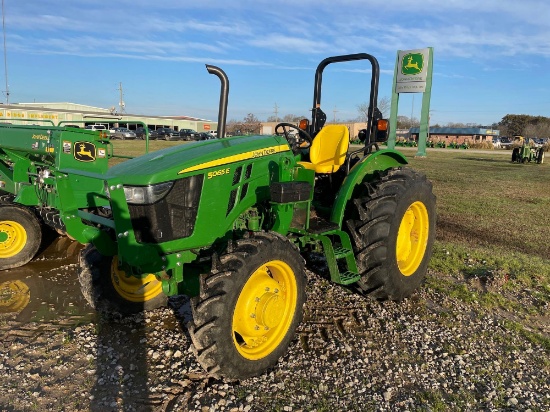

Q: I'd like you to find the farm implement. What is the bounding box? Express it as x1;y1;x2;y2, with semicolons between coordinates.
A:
0;119;153;270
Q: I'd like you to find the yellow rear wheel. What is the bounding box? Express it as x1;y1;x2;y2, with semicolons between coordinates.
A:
396;201;430;276
344;167;436;300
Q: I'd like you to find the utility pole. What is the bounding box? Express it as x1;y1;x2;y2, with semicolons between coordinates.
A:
118;82;125;113
333;106;338;123
2;0;10;104
274;103;279;122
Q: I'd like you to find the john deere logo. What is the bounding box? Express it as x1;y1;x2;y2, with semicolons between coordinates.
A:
401;53;424;75
74;141;96;162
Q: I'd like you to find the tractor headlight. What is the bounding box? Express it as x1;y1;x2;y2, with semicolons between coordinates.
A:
123;181;174;205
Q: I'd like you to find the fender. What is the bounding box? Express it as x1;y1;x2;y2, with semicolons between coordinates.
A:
330;149;408;227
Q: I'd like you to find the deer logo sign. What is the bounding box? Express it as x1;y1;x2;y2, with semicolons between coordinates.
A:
74;142;96;162
401;53;424;75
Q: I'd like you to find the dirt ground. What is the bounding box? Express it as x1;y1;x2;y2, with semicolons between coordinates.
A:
1;235;549;411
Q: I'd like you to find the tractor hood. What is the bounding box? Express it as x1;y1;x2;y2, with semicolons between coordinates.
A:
107;134;291;186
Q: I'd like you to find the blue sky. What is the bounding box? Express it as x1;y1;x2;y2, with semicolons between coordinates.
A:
2;0;550;126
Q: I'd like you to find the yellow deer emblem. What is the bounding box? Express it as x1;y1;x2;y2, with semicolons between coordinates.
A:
74;142;96;161
404;56;420;71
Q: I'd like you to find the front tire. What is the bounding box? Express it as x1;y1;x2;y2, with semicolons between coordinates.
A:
344;167;436;300
189;232;306;380
77;244;167;315
0;205;42;270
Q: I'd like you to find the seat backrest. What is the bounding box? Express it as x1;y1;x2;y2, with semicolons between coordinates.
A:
309;125;350;173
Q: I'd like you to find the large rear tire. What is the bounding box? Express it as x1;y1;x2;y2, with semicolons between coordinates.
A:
344;167;436;300
0;205;42;270
511;148;519;162
189;232;306;380
77;244;167;315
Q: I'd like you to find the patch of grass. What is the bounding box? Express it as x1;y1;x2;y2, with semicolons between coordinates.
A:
406;150;550;260
429;240;550;294
501;319;550;352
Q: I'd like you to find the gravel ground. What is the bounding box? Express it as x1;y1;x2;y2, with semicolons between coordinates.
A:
1;263;548;412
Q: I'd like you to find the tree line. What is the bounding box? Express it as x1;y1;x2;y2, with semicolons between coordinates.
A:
225;100;550;138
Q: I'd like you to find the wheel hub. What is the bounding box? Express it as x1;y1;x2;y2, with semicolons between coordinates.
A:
0;221;27;258
256;292;284;329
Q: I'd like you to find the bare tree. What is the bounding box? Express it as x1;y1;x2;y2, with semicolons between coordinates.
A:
356;96;391;122
396;115;419;129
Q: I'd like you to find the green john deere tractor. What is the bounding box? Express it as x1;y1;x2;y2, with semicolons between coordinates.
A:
62;53;436;380
511;136;544;164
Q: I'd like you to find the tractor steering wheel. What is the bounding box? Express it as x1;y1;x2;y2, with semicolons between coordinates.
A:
275;123;312;153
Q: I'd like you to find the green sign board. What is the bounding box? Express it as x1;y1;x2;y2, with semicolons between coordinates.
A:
388;47;434;157
396;48;430;93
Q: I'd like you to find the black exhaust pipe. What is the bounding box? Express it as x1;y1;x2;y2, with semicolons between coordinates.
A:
206;65;229;138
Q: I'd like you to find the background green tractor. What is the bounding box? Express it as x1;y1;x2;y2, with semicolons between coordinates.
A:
66;53;436;380
511;136;544;164
0;121;114;270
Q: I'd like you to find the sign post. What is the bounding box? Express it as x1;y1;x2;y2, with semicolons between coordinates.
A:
388;47;433;157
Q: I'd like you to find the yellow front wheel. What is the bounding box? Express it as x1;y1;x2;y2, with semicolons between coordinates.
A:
232;259;298;360
110;256;164;304
0;205;42;271
189;232;306;380
78;244;167;316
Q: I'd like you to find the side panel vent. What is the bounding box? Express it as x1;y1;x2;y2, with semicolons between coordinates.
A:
240;183;249;201
227;188;238;216
244;163;253;180
233;166;243;185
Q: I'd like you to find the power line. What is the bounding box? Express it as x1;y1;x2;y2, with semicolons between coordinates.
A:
2;0;9;104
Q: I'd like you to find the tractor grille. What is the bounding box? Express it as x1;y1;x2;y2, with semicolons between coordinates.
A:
128;175;203;243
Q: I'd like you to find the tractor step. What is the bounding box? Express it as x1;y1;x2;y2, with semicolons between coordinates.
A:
333;246;353;259
316;231;360;286
338;270;361;285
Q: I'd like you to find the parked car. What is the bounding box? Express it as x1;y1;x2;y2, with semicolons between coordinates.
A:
110;127;137;140
500;136;513;149
156;127;180;141
492;138;501;148
85;124;107;131
195;132;216;140
179;128;198;141
135;127;159;140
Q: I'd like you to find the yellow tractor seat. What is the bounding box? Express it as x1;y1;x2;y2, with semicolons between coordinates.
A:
298;125;350;174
